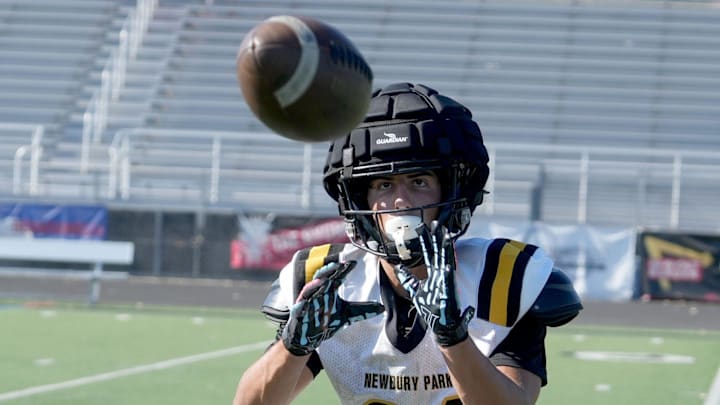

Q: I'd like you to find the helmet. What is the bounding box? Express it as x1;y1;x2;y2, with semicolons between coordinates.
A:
323;83;490;265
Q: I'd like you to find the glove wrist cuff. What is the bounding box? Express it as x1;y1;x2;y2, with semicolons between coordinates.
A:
281;327;314;356
435;325;469;347
282;338;314;356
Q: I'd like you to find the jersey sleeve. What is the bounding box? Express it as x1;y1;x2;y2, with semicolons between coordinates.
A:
488;312;548;386
260;259;298;325
260;244;346;378
473;238;554;328
260;243;347;323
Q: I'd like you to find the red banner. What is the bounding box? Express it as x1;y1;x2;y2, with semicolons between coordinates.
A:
230;218;348;271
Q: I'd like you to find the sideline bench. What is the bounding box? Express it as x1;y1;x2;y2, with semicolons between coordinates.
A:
0;237;134;304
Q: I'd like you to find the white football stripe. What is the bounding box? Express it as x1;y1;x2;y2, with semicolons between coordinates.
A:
706;365;720;405
269;15;319;108
573;351;695;364
0;342;270;401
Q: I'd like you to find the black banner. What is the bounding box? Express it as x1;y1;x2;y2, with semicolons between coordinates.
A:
637;231;720;302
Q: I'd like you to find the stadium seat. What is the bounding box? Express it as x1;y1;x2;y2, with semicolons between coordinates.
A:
1;0;719;231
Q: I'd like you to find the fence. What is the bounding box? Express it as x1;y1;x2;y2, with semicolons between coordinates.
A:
9;127;720;232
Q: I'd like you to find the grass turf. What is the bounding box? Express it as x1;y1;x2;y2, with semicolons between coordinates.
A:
1;302;718;404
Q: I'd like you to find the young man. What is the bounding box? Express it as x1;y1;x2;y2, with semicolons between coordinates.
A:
235;83;582;405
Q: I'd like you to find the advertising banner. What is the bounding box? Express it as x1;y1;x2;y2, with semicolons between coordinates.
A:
0;203;107;239
637;231;720;302
230;216;347;271
467;220;637;301
231;215;637;302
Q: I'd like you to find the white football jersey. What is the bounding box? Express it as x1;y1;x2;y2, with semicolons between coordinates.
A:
264;237;554;405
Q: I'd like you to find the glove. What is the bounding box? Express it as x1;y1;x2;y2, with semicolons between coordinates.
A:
394;221;475;347
282;261;385;356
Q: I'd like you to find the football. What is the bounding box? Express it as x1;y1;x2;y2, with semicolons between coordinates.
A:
236;15;373;142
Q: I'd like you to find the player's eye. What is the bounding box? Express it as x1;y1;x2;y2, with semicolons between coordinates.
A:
378;181;392;190
368;179;392;191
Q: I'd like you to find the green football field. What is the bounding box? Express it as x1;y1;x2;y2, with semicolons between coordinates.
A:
1;302;718;404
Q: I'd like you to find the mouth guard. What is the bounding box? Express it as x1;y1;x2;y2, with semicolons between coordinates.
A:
383;216;422;260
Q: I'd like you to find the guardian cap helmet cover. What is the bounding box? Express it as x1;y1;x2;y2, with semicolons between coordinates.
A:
323;83;490;265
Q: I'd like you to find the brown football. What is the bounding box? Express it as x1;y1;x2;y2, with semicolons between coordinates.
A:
236;15;373;143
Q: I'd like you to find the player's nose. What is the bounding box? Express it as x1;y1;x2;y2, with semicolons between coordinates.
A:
393;185;413;209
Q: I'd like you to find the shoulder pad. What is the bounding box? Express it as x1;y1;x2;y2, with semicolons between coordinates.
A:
260;243;346;325
292;243;346;300
261;278;289;323
476;238;546;327
529;268;583;327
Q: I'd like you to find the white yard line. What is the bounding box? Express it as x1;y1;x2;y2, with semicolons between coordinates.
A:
705;365;720;405
0;341;269;402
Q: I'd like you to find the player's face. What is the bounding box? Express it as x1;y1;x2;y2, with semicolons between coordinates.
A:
366;171;441;230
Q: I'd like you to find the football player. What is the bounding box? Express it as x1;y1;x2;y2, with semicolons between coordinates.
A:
235;83;582;405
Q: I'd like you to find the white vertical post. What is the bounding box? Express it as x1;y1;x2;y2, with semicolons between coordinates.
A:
89;262;103;305
301;144;312;209
670;154;682;229
95;69;111;143
575;237;588;298
28;126;43;195
13;146;28;194
210;137;220;203
578;151;589;224
121;137;131;200
11;125;43;194
113;30;128;101
129;9;139;60
92;94;101;144
108;146;117;199
81;112;92;173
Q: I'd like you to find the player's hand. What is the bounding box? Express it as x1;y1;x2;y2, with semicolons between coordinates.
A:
282;261;385;356
393;221;475;347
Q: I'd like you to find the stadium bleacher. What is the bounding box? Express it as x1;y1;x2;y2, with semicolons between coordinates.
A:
1;0;719;232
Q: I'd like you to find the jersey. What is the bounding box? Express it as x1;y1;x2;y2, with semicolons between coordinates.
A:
262;237;556;405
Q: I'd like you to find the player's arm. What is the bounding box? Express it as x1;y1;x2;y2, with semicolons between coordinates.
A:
441;266;582;404
395;224;581;404
395;222;536;403
234;342;314;405
440;339;541;404
235;261;383;405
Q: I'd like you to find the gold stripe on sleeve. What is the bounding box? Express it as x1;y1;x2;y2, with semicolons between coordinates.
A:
489;241;527;325
304;243;332;283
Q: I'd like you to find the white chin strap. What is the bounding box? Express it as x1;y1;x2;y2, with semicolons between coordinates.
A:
383;216;422;260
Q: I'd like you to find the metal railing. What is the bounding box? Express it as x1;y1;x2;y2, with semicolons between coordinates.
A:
6;124;45;196
484;143;720;228
107;128;319;208
100;128;720;228
81;0;158;173
7;119;720;229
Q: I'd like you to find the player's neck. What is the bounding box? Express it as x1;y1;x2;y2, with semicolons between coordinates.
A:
379;259;428;299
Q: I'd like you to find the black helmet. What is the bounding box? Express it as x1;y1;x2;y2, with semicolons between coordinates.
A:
323;83;490;265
